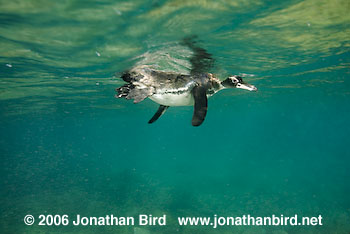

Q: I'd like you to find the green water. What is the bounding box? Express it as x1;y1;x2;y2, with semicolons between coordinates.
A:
1;0;350;233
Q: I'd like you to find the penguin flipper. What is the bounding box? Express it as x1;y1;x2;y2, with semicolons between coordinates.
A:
192;86;208;126
148;105;169;124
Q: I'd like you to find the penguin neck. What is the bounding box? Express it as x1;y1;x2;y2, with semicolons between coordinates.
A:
208;81;226;96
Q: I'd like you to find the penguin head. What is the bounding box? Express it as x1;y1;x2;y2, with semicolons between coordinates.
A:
222;75;257;91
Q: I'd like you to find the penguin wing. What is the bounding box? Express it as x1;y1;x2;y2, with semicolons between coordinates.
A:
192;85;208;126
182;36;214;75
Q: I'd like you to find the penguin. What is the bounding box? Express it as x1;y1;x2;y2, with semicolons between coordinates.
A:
115;37;257;126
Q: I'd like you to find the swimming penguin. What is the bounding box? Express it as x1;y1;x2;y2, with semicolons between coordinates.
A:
115;37;257;126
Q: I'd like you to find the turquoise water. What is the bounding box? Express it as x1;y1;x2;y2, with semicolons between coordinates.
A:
1;0;350;233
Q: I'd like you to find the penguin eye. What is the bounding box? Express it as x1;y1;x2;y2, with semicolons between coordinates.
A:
232;78;239;83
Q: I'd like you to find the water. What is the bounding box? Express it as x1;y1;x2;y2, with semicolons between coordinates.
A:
0;0;349;233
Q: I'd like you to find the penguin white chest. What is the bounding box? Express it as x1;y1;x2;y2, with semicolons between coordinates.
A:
149;92;194;106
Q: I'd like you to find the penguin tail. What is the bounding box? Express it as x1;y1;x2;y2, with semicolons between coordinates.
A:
115;83;135;99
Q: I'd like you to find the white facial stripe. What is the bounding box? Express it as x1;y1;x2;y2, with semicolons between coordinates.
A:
229;76;240;83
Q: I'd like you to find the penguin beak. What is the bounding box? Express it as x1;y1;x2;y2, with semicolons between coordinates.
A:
236;82;257;91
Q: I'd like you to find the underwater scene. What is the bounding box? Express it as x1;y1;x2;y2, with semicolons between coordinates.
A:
0;0;349;233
